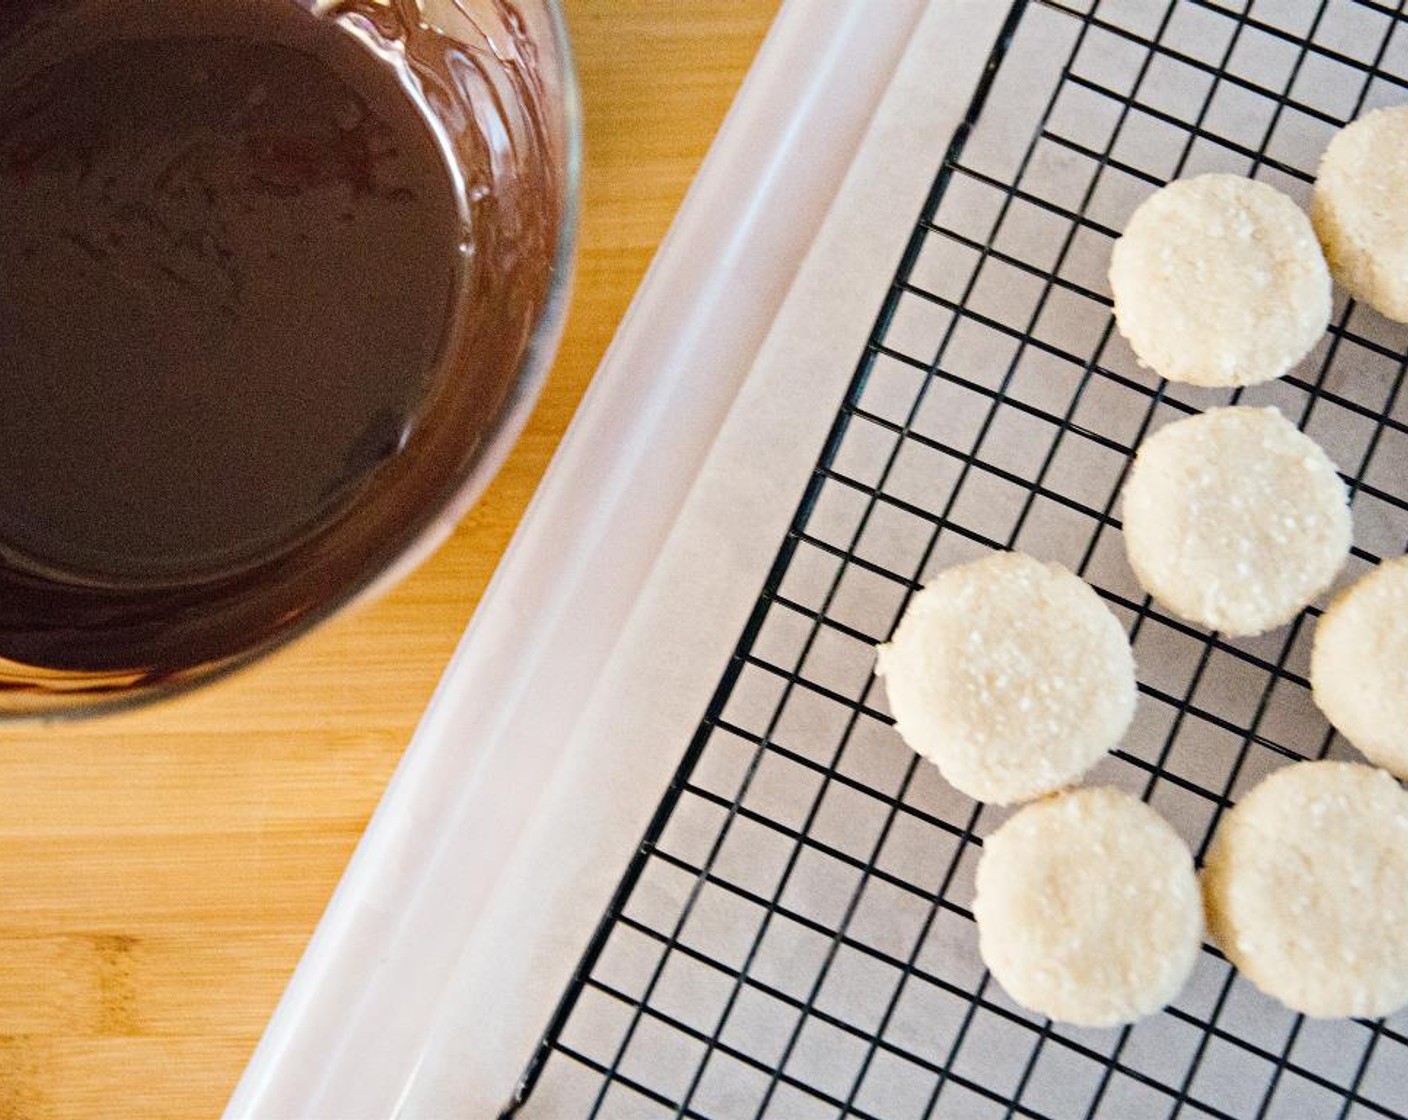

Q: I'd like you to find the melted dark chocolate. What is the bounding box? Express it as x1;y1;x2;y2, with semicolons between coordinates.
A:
0;1;561;703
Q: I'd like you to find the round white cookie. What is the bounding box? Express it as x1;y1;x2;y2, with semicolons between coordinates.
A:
974;787;1203;1027
1111;174;1330;387
1313;106;1408;323
1312;557;1408;779
1121;406;1351;637
875;551;1135;806
1203;761;1408;1019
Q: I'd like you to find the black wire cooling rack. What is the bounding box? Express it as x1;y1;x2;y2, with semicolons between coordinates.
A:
505;1;1408;1116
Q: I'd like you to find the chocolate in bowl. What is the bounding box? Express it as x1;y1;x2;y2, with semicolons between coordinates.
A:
0;0;579;716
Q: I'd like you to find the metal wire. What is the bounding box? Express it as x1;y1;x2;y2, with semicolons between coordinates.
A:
507;1;1408;1116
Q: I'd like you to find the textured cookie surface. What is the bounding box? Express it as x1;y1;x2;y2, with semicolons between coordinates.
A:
1313;106;1408;323
1312;557;1408;779
875;551;1135;806
1111;174;1330;386
974;787;1203;1027
1203;761;1408;1019
1121;406;1351;636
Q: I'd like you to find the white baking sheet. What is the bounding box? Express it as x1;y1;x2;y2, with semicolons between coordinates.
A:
233;0;1408;1116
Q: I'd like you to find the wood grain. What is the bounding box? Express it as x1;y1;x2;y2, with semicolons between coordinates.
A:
0;3;778;1115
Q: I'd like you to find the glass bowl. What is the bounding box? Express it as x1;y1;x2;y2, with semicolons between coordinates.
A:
0;0;581;718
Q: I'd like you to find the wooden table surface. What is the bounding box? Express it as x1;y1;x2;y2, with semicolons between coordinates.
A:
0;4;778;1116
